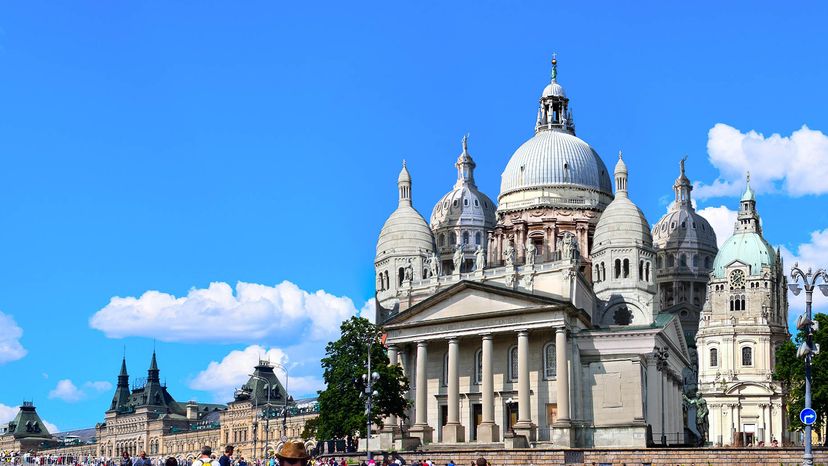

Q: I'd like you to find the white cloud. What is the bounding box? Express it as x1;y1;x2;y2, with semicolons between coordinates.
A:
360;298;376;323
0;403;58;434
779;228;828;317
0;311;27;364
47;379;112;403
695;124;828;200
90;280;365;343
697;205;738;248
84;381;113;392
48;379;85;403
190;345;290;402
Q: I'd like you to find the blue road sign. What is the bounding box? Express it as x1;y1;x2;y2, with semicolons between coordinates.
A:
800;408;817;425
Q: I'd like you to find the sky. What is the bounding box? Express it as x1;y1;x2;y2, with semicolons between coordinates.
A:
1;1;828;433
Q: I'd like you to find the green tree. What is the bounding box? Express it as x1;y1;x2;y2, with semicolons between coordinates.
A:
316;316;409;446
774;312;828;441
300;416;319;441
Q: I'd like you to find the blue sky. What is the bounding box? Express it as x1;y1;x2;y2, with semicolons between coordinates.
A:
1;1;828;432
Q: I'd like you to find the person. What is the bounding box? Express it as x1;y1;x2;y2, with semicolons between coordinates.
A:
120;452;131;466
275;441;310;466
133;452;151;466
218;447;233;466
237;458;246;466
447;461;455;466
165;458;178;466
771;439;779;447
475;458;487;466
191;448;219;466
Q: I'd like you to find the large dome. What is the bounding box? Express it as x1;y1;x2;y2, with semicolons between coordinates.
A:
376;205;435;258
712;232;776;278
499;130;612;198
593;156;652;249
431;185;496;231
652;208;717;250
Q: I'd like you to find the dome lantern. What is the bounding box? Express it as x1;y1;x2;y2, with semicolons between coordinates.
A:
536;55;575;135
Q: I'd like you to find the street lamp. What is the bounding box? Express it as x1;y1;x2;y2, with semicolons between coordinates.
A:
654;346;670;446
249;374;272;461
788;263;827;466
269;363;290;443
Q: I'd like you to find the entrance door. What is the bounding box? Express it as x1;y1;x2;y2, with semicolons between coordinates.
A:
472;404;482;440
439;405;448;441
506;403;518;432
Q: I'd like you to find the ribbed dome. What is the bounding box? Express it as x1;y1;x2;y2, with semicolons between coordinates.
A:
499;130;612;197
431;185;496;231
712;232;776;278
376;205;434;258
652;208;717;250
593;197;653;248
542;81;566;98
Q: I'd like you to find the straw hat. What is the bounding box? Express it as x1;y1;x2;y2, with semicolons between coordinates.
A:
276;441;310;461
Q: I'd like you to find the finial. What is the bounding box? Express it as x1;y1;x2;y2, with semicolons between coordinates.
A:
402;159;407;168
680;156;687;175
618;150;623;160
550;53;558;82
746;171;750;185
462;133;469;153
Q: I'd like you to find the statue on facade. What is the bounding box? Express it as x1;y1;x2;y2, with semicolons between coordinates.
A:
475;245;486;271
683;391;709;446
525;239;536;266
453;245;463;274
560;232;579;260
403;262;413;282
503;243;516;267
429;253;440;278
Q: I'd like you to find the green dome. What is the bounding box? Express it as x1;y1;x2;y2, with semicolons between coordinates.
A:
712;231;776;278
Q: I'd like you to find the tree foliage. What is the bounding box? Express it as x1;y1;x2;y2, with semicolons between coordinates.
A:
300;416;318;441
316;317;409;444
774;312;828;436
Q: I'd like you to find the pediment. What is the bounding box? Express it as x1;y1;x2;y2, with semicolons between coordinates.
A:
657;314;691;361
384;281;568;327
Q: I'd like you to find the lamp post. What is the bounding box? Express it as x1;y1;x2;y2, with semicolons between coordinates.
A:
788;263;827;466
270;363;289;443
362;340;380;462
654;346;670;446
249;374;273;461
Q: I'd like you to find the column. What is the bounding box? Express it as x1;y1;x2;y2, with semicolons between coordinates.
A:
516;225;525;263
555;328;570;422
477;334;499;442
384;345;399;432
409;340;433;443
442;338;464;442
513;330;536;441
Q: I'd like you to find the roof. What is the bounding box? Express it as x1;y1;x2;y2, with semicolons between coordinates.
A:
712;231;776;278
499;130;612;198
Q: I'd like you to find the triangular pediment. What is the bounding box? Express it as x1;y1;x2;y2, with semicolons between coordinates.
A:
385;281;569;327
656;313;691;360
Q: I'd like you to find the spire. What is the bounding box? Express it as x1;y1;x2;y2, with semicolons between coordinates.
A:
397;160;412;207
614;150;628;197
455;133;476;187
119;357;128;377
736;171;761;234
673;156;693;207
148;350;160;383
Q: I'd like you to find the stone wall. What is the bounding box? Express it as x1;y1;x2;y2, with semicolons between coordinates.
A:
332;447;828;465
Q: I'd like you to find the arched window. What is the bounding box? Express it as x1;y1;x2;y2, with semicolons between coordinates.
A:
442;352;449;386
657;255;663;269
680;254;687;267
693;254;699;267
594;264;601;282
384;271;389;289
398;268;405;286
601;262;606;282
705;256;712;269
508;346;519;381
463;231;469;245
543;342;557;379
667;254;674;267
614;259;621;279
638;260;644;280
449;232;457;245
742;347;753;366
475;232;481;245
710;348;718;367
623;258;630;278
474;348;483;384
439;234;445;246
645;262;651;282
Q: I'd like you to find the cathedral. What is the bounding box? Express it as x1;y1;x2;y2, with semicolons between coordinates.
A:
373;58;789;448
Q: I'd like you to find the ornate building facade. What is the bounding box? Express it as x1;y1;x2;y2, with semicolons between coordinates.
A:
696;179;789;446
375;59;693;448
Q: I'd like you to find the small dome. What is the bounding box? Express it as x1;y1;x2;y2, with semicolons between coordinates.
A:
499;130;612;197
431;185;496;231
652;209;718;250
542;81;566;98
398;162;411;183
376;205;434;259
594;197;653;249
712;232;775;278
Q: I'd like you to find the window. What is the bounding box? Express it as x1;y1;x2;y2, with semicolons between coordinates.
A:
475;232;481;245
623;258;629;278
638;260;644;280
601;262;606;282
463;231;469;245
508;346;519;381
693;254;699;267
464;198;469;206
595;264;601;282
710;348;718;367
657;255;663;269
742;347;753;366
645;262;651;282
440;234;445;246
398;268;404;286
543;342;557;379
667;254;674;267
474;199;479;207
614;259;621;279
449;232;457;245
680;254;687;267
474;349;482;384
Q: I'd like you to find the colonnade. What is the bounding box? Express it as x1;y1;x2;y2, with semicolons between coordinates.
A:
389;327;571;444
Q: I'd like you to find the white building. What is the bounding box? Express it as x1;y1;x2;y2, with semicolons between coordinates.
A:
374;59;696;448
696;178;789;446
